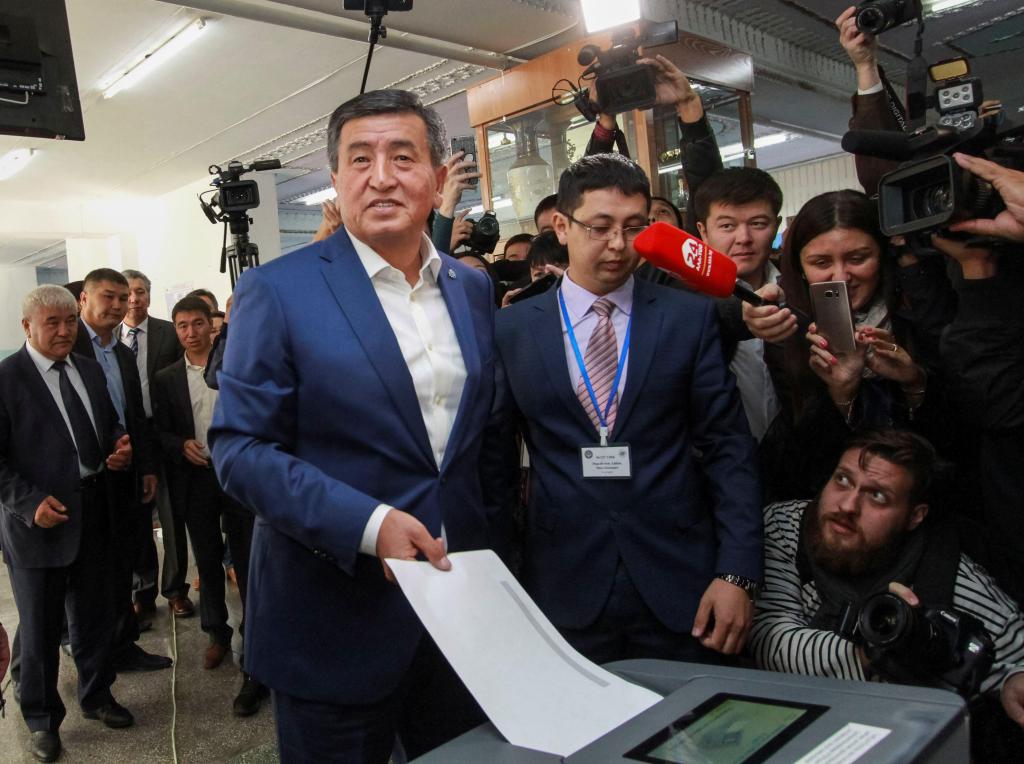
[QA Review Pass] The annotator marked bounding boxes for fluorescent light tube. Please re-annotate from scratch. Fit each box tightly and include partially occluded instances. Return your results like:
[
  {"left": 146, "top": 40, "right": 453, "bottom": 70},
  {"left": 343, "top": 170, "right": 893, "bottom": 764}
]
[
  {"left": 297, "top": 187, "right": 338, "bottom": 206},
  {"left": 103, "top": 19, "right": 208, "bottom": 99}
]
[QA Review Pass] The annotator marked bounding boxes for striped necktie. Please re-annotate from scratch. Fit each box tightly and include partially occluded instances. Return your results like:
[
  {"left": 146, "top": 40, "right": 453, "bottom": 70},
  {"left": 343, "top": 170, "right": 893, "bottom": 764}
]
[
  {"left": 126, "top": 326, "right": 139, "bottom": 356},
  {"left": 576, "top": 297, "right": 619, "bottom": 434}
]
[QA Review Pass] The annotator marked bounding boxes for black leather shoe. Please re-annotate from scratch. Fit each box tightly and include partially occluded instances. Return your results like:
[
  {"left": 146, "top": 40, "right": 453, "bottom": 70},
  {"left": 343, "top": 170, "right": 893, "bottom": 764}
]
[
  {"left": 113, "top": 643, "right": 172, "bottom": 672},
  {"left": 30, "top": 730, "right": 61, "bottom": 762},
  {"left": 82, "top": 699, "right": 134, "bottom": 729},
  {"left": 232, "top": 673, "right": 269, "bottom": 717}
]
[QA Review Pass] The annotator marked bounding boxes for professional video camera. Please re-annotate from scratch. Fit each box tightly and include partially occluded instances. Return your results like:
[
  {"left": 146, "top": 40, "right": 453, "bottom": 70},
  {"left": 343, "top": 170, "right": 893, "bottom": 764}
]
[
  {"left": 199, "top": 159, "right": 281, "bottom": 288},
  {"left": 842, "top": 58, "right": 1024, "bottom": 239},
  {"left": 855, "top": 591, "right": 994, "bottom": 697},
  {"left": 576, "top": 20, "right": 678, "bottom": 115},
  {"left": 463, "top": 210, "right": 501, "bottom": 255},
  {"left": 855, "top": 0, "right": 920, "bottom": 36}
]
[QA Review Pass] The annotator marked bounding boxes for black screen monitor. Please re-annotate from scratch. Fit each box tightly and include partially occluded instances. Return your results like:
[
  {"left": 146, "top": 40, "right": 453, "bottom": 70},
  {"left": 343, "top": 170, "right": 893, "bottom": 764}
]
[
  {"left": 0, "top": 0, "right": 84, "bottom": 140},
  {"left": 625, "top": 693, "right": 828, "bottom": 764}
]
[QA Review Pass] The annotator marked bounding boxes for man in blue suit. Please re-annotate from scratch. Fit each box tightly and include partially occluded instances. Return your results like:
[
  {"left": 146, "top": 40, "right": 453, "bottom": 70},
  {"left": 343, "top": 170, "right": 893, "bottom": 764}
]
[
  {"left": 484, "top": 154, "right": 763, "bottom": 665},
  {"left": 209, "top": 89, "right": 494, "bottom": 763}
]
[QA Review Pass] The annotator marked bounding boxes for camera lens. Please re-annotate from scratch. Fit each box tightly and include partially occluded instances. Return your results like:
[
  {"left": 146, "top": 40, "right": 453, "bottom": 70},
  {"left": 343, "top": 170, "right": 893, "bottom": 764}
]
[
  {"left": 911, "top": 182, "right": 953, "bottom": 219},
  {"left": 856, "top": 6, "right": 887, "bottom": 35},
  {"left": 477, "top": 215, "right": 500, "bottom": 237}
]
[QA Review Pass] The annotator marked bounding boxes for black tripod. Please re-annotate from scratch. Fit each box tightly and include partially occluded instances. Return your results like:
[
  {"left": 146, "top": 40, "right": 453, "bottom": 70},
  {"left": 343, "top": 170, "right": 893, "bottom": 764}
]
[{"left": 221, "top": 213, "right": 260, "bottom": 289}]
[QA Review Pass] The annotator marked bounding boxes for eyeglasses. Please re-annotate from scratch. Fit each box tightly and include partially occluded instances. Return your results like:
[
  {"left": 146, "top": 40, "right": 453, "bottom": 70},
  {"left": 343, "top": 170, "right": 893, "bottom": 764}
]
[{"left": 565, "top": 214, "right": 647, "bottom": 242}]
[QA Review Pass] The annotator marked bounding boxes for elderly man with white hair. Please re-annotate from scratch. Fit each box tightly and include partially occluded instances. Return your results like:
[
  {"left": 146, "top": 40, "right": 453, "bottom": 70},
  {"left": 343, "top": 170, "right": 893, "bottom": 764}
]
[{"left": 0, "top": 284, "right": 136, "bottom": 762}]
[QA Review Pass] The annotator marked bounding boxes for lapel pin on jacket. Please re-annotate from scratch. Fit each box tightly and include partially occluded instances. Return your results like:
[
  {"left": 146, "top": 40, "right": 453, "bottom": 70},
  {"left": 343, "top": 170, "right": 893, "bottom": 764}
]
[{"left": 448, "top": 268, "right": 457, "bottom": 279}]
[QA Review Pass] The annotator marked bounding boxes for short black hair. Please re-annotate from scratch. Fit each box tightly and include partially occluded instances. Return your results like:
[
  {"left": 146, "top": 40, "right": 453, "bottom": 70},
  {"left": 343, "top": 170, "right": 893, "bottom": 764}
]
[
  {"left": 326, "top": 89, "right": 447, "bottom": 173},
  {"left": 63, "top": 280, "right": 84, "bottom": 301},
  {"left": 83, "top": 268, "right": 129, "bottom": 289},
  {"left": 693, "top": 167, "right": 783, "bottom": 224},
  {"left": 527, "top": 231, "right": 569, "bottom": 269},
  {"left": 845, "top": 429, "right": 939, "bottom": 508},
  {"left": 556, "top": 153, "right": 650, "bottom": 218},
  {"left": 172, "top": 296, "right": 212, "bottom": 323},
  {"left": 211, "top": 310, "right": 226, "bottom": 319},
  {"left": 186, "top": 288, "right": 218, "bottom": 310},
  {"left": 503, "top": 233, "right": 534, "bottom": 255},
  {"left": 533, "top": 194, "right": 559, "bottom": 228}
]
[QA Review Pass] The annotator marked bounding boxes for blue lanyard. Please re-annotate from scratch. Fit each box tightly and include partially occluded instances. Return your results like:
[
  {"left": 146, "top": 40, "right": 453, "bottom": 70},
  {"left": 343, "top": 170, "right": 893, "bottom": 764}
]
[{"left": 559, "top": 288, "right": 631, "bottom": 445}]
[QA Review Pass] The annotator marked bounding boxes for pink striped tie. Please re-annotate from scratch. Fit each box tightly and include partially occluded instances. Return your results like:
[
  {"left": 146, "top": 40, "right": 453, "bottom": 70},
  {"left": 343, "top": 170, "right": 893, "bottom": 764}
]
[{"left": 577, "top": 298, "right": 619, "bottom": 434}]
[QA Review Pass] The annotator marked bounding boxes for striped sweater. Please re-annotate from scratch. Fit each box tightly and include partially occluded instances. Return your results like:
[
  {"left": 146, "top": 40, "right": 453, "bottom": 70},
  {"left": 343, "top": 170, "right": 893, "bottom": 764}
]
[{"left": 750, "top": 500, "right": 1024, "bottom": 695}]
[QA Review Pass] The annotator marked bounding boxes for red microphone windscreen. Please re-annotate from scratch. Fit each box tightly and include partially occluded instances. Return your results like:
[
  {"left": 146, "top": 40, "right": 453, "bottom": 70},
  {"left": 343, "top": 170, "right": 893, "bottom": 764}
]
[{"left": 634, "top": 222, "right": 738, "bottom": 299}]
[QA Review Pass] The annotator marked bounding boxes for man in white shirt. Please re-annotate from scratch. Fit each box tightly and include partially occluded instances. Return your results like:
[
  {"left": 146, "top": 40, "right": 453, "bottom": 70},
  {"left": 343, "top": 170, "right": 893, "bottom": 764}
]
[{"left": 208, "top": 89, "right": 495, "bottom": 762}]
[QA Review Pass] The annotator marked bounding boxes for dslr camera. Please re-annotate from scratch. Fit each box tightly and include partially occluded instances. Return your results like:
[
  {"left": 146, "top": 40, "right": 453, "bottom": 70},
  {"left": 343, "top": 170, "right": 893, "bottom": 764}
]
[
  {"left": 463, "top": 211, "right": 501, "bottom": 255},
  {"left": 576, "top": 20, "right": 678, "bottom": 115},
  {"left": 856, "top": 591, "right": 994, "bottom": 697},
  {"left": 850, "top": 59, "right": 1023, "bottom": 239},
  {"left": 855, "top": 0, "right": 920, "bottom": 36}
]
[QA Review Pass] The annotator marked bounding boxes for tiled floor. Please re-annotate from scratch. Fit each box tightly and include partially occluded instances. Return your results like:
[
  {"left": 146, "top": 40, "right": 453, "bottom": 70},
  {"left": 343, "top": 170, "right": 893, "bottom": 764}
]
[{"left": 0, "top": 542, "right": 278, "bottom": 763}]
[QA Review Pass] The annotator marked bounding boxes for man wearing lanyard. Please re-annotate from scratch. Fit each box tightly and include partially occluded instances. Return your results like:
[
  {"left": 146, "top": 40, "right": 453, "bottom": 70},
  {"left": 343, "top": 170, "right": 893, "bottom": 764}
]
[{"left": 485, "top": 153, "right": 763, "bottom": 664}]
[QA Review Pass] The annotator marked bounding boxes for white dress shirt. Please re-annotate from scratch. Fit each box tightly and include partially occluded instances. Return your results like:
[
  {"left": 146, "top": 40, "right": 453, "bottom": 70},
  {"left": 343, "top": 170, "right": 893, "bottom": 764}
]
[
  {"left": 25, "top": 343, "right": 101, "bottom": 478},
  {"left": 729, "top": 261, "right": 782, "bottom": 442},
  {"left": 559, "top": 271, "right": 634, "bottom": 408},
  {"left": 349, "top": 232, "right": 467, "bottom": 556},
  {"left": 120, "top": 318, "right": 152, "bottom": 417},
  {"left": 185, "top": 353, "right": 218, "bottom": 459}
]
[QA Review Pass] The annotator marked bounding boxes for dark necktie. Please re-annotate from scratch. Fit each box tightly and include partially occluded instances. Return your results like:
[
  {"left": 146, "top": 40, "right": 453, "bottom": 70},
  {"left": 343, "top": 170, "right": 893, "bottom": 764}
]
[
  {"left": 126, "top": 326, "right": 139, "bottom": 356},
  {"left": 52, "top": 360, "right": 103, "bottom": 471},
  {"left": 576, "top": 298, "right": 619, "bottom": 433}
]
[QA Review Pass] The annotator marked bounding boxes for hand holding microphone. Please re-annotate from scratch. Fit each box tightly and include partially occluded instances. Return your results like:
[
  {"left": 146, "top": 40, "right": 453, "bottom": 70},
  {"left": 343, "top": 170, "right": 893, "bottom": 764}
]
[{"left": 633, "top": 222, "right": 810, "bottom": 334}]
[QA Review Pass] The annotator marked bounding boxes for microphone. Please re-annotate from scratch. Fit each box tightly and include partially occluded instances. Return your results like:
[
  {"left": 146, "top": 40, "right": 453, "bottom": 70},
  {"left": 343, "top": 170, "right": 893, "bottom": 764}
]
[{"left": 633, "top": 222, "right": 811, "bottom": 328}]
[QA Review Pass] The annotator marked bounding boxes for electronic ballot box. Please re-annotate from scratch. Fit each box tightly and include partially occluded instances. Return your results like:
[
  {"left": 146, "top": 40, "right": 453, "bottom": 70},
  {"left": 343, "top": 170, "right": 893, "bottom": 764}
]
[{"left": 414, "top": 660, "right": 968, "bottom": 763}]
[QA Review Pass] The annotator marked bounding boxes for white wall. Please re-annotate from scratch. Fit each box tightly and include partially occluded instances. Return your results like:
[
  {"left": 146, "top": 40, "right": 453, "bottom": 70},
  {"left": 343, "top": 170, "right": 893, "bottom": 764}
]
[
  {"left": 0, "top": 266, "right": 42, "bottom": 357},
  {"left": 0, "top": 172, "right": 282, "bottom": 321},
  {"left": 769, "top": 153, "right": 862, "bottom": 220}
]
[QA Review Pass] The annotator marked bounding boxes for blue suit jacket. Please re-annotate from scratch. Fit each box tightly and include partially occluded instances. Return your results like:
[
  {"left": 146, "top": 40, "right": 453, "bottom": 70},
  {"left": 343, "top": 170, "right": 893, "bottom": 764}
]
[
  {"left": 484, "top": 278, "right": 763, "bottom": 632},
  {"left": 0, "top": 348, "right": 124, "bottom": 568},
  {"left": 209, "top": 228, "right": 496, "bottom": 704}
]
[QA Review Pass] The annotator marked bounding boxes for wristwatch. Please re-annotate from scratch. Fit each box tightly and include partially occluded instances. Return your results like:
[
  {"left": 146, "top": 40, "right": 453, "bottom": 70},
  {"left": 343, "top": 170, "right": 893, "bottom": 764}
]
[{"left": 716, "top": 573, "right": 760, "bottom": 600}]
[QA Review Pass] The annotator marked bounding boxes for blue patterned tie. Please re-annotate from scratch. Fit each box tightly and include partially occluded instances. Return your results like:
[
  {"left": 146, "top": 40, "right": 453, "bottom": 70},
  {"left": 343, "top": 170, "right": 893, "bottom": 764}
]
[{"left": 126, "top": 326, "right": 139, "bottom": 356}]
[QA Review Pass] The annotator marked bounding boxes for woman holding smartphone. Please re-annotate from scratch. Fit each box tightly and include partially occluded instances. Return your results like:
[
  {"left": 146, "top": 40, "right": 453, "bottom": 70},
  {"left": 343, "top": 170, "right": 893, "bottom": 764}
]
[{"left": 745, "top": 190, "right": 954, "bottom": 499}]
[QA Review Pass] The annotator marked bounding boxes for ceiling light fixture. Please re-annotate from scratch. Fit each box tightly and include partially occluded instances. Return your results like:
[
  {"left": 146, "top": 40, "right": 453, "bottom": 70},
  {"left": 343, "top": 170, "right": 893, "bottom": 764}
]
[
  {"left": 579, "top": 0, "right": 642, "bottom": 34},
  {"left": 657, "top": 133, "right": 795, "bottom": 174},
  {"left": 296, "top": 187, "right": 338, "bottom": 206},
  {"left": 0, "top": 148, "right": 35, "bottom": 180},
  {"left": 102, "top": 18, "right": 208, "bottom": 99},
  {"left": 925, "top": 0, "right": 977, "bottom": 13}
]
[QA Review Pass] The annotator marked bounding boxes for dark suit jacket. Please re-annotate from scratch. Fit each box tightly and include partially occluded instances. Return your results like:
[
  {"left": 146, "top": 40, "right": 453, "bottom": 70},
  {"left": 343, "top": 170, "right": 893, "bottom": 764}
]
[
  {"left": 0, "top": 348, "right": 124, "bottom": 568},
  {"left": 152, "top": 358, "right": 244, "bottom": 518},
  {"left": 143, "top": 315, "right": 183, "bottom": 384},
  {"left": 208, "top": 227, "right": 496, "bottom": 705},
  {"left": 73, "top": 320, "right": 155, "bottom": 487},
  {"left": 483, "top": 278, "right": 763, "bottom": 633}
]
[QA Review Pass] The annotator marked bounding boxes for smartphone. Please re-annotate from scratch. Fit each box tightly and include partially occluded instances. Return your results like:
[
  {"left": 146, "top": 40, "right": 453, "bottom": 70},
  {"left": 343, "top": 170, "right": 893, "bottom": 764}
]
[
  {"left": 809, "top": 281, "right": 856, "bottom": 353},
  {"left": 450, "top": 136, "right": 478, "bottom": 186},
  {"left": 509, "top": 273, "right": 557, "bottom": 304}
]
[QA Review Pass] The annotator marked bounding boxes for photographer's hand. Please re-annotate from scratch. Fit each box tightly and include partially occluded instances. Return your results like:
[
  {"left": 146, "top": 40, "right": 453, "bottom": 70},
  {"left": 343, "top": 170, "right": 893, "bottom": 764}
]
[
  {"left": 806, "top": 323, "right": 866, "bottom": 409},
  {"left": 931, "top": 234, "right": 995, "bottom": 279},
  {"left": 312, "top": 198, "right": 342, "bottom": 243},
  {"left": 1001, "top": 672, "right": 1024, "bottom": 726},
  {"left": 836, "top": 6, "right": 881, "bottom": 91},
  {"left": 450, "top": 208, "right": 473, "bottom": 253},
  {"left": 637, "top": 54, "right": 703, "bottom": 123},
  {"left": 947, "top": 153, "right": 1024, "bottom": 243},
  {"left": 440, "top": 152, "right": 480, "bottom": 218},
  {"left": 742, "top": 283, "right": 799, "bottom": 344}
]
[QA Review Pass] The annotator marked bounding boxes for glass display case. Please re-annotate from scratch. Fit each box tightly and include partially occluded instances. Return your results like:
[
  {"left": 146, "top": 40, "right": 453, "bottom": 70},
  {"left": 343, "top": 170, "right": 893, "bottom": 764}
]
[{"left": 467, "top": 28, "right": 755, "bottom": 239}]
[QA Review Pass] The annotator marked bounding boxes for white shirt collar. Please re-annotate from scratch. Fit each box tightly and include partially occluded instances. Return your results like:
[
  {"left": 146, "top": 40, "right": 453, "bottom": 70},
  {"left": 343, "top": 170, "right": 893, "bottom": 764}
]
[
  {"left": 25, "top": 342, "right": 74, "bottom": 374},
  {"left": 349, "top": 230, "right": 442, "bottom": 285},
  {"left": 184, "top": 352, "right": 206, "bottom": 372},
  {"left": 123, "top": 317, "right": 149, "bottom": 336}
]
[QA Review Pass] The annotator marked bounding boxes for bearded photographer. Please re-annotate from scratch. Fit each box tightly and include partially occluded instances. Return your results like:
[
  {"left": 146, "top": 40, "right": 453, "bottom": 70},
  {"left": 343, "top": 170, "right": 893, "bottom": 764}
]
[{"left": 749, "top": 429, "right": 1024, "bottom": 757}]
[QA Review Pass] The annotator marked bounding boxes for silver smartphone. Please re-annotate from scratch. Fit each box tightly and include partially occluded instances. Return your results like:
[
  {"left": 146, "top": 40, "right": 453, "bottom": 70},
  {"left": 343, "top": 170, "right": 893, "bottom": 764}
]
[{"left": 809, "top": 281, "right": 856, "bottom": 353}]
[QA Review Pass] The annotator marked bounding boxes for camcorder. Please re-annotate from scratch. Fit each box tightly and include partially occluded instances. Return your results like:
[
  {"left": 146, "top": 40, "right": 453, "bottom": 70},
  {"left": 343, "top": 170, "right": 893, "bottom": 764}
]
[
  {"left": 843, "top": 58, "right": 1023, "bottom": 241},
  {"left": 855, "top": 0, "right": 920, "bottom": 36},
  {"left": 199, "top": 158, "right": 281, "bottom": 287},
  {"left": 855, "top": 591, "right": 994, "bottom": 698},
  {"left": 463, "top": 210, "right": 501, "bottom": 255},
  {"left": 576, "top": 20, "right": 678, "bottom": 114}
]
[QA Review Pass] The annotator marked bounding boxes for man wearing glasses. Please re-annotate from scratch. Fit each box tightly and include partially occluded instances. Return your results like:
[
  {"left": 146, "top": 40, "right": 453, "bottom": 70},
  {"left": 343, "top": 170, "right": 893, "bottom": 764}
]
[{"left": 483, "top": 153, "right": 762, "bottom": 665}]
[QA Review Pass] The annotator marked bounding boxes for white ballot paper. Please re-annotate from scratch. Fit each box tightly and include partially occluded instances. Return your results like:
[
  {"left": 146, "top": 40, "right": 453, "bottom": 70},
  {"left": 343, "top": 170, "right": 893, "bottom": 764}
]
[{"left": 388, "top": 549, "right": 662, "bottom": 757}]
